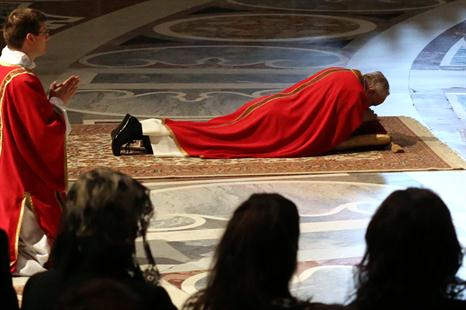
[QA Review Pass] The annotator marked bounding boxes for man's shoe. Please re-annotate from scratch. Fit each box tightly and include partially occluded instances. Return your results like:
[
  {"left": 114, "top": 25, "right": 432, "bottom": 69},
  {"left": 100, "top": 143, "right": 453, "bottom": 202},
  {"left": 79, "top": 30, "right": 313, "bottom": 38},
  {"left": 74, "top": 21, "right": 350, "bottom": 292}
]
[
  {"left": 111, "top": 114, "right": 130, "bottom": 139},
  {"left": 142, "top": 136, "right": 154, "bottom": 154},
  {"left": 111, "top": 114, "right": 143, "bottom": 156}
]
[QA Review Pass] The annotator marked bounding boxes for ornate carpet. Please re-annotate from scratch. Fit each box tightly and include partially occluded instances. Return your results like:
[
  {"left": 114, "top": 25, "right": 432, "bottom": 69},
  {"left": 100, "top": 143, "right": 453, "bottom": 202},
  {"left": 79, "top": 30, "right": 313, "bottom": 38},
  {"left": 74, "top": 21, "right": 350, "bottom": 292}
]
[{"left": 67, "top": 117, "right": 466, "bottom": 180}]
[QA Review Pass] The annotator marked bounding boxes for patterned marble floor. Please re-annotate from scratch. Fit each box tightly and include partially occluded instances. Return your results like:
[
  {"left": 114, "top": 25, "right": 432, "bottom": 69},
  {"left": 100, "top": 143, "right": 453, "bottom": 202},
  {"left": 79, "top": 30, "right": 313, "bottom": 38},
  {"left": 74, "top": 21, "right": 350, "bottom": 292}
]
[
  {"left": 5, "top": 0, "right": 466, "bottom": 308},
  {"left": 139, "top": 171, "right": 466, "bottom": 306}
]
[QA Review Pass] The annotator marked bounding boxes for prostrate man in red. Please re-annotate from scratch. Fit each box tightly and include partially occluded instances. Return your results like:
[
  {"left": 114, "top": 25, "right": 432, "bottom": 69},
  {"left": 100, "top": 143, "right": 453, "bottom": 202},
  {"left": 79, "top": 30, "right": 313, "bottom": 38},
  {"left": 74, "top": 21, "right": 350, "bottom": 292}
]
[
  {"left": 111, "top": 67, "right": 388, "bottom": 158},
  {"left": 0, "top": 8, "right": 79, "bottom": 275}
]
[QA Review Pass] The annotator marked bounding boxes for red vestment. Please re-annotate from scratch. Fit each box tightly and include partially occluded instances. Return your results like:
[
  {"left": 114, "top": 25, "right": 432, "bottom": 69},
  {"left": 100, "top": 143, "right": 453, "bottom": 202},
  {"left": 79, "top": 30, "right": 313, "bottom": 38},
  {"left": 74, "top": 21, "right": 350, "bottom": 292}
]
[
  {"left": 164, "top": 67, "right": 370, "bottom": 158},
  {"left": 0, "top": 65, "right": 66, "bottom": 272}
]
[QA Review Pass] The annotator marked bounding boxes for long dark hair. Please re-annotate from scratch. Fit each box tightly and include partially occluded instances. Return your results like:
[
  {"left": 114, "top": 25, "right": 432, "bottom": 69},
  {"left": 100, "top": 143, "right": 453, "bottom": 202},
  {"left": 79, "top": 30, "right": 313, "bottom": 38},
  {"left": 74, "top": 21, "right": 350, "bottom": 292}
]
[
  {"left": 183, "top": 193, "right": 301, "bottom": 310},
  {"left": 49, "top": 168, "right": 153, "bottom": 280},
  {"left": 354, "top": 188, "right": 465, "bottom": 309}
]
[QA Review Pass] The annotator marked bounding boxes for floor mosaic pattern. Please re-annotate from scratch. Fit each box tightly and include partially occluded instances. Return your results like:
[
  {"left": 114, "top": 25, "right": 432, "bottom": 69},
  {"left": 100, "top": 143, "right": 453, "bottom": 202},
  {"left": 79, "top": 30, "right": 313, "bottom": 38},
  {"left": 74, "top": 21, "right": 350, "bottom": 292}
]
[
  {"left": 227, "top": 0, "right": 446, "bottom": 12},
  {"left": 139, "top": 173, "right": 466, "bottom": 306}
]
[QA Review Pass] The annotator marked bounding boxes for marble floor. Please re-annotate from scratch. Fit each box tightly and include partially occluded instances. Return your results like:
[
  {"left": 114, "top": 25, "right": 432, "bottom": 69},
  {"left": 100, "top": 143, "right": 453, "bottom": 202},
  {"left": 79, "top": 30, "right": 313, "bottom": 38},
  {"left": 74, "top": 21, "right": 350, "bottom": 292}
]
[{"left": 5, "top": 0, "right": 466, "bottom": 308}]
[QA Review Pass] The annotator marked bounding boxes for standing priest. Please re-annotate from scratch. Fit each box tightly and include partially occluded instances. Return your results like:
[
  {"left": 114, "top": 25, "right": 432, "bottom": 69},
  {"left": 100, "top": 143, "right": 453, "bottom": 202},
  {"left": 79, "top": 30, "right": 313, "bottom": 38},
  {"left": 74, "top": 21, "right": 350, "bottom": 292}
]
[{"left": 0, "top": 8, "right": 79, "bottom": 275}]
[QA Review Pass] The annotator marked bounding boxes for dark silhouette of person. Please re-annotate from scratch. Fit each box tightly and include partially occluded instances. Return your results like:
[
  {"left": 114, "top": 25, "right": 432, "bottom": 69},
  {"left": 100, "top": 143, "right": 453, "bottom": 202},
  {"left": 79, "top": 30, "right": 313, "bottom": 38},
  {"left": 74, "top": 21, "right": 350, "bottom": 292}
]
[
  {"left": 21, "top": 168, "right": 175, "bottom": 310},
  {"left": 348, "top": 188, "right": 466, "bottom": 310},
  {"left": 183, "top": 193, "right": 344, "bottom": 310}
]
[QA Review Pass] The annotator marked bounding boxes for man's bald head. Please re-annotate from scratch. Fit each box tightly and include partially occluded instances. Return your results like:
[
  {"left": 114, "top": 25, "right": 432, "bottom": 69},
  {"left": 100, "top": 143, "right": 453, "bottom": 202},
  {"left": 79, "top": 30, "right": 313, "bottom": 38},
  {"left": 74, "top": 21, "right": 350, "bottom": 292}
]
[{"left": 363, "top": 71, "right": 389, "bottom": 106}]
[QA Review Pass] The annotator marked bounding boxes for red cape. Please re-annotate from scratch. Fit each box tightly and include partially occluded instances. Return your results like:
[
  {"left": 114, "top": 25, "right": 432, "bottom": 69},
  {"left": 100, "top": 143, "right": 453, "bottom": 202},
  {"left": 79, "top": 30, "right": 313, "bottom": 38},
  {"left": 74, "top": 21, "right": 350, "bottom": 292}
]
[
  {"left": 164, "top": 67, "right": 370, "bottom": 158},
  {"left": 0, "top": 65, "right": 66, "bottom": 272}
]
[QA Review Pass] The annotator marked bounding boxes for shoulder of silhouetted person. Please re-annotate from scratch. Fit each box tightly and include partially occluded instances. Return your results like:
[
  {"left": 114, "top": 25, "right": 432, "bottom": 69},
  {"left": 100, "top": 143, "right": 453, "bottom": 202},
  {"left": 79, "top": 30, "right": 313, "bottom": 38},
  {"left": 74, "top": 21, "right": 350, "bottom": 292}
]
[
  {"left": 269, "top": 300, "right": 345, "bottom": 310},
  {"left": 307, "top": 302, "right": 345, "bottom": 310},
  {"left": 0, "top": 228, "right": 19, "bottom": 310},
  {"left": 344, "top": 299, "right": 466, "bottom": 310},
  {"left": 56, "top": 277, "right": 176, "bottom": 310}
]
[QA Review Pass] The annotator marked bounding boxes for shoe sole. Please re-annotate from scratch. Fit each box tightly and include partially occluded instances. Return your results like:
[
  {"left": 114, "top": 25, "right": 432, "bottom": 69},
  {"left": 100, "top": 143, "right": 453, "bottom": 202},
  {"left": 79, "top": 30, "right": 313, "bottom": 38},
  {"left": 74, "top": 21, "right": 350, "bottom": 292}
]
[{"left": 111, "top": 114, "right": 131, "bottom": 139}]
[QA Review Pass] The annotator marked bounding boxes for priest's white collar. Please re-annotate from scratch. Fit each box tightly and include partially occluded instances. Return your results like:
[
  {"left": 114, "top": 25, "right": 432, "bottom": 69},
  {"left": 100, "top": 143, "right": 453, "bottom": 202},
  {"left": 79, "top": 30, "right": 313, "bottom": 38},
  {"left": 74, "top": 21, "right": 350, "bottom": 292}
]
[{"left": 0, "top": 46, "right": 36, "bottom": 69}]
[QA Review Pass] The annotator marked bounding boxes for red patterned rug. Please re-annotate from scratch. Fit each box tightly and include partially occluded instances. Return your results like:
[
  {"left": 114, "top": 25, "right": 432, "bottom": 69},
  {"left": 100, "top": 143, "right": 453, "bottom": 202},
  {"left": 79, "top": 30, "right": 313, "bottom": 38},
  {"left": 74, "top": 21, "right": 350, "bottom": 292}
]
[{"left": 67, "top": 117, "right": 466, "bottom": 180}]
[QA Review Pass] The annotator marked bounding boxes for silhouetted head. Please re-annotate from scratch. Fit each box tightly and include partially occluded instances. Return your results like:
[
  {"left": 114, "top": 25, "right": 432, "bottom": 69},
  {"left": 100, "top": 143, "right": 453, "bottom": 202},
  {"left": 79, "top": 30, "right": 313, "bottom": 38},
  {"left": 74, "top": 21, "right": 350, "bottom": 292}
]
[
  {"left": 214, "top": 193, "right": 300, "bottom": 290},
  {"left": 363, "top": 71, "right": 389, "bottom": 106},
  {"left": 355, "top": 188, "right": 464, "bottom": 309},
  {"left": 51, "top": 168, "right": 153, "bottom": 277},
  {"left": 184, "top": 193, "right": 301, "bottom": 310}
]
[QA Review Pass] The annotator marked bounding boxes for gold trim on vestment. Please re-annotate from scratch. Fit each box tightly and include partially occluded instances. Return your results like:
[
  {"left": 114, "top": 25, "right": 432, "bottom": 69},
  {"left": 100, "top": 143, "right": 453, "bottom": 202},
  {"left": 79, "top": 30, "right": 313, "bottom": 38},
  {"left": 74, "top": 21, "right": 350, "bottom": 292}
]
[
  {"left": 0, "top": 67, "right": 29, "bottom": 155},
  {"left": 64, "top": 136, "right": 68, "bottom": 191},
  {"left": 350, "top": 69, "right": 363, "bottom": 85},
  {"left": 161, "top": 119, "right": 188, "bottom": 156},
  {"left": 213, "top": 67, "right": 346, "bottom": 128},
  {"left": 10, "top": 192, "right": 30, "bottom": 267}
]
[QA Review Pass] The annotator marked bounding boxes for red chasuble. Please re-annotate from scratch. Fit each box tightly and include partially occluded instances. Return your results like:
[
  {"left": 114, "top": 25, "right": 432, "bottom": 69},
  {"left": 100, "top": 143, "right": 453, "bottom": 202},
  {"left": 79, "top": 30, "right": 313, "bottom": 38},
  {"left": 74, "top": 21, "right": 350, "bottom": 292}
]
[
  {"left": 164, "top": 67, "right": 370, "bottom": 158},
  {"left": 0, "top": 65, "right": 66, "bottom": 272}
]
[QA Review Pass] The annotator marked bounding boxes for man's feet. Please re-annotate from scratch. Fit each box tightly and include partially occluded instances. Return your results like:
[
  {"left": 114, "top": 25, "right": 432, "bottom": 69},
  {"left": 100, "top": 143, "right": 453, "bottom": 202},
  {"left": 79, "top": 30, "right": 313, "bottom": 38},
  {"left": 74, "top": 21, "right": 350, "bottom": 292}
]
[{"left": 111, "top": 114, "right": 143, "bottom": 156}]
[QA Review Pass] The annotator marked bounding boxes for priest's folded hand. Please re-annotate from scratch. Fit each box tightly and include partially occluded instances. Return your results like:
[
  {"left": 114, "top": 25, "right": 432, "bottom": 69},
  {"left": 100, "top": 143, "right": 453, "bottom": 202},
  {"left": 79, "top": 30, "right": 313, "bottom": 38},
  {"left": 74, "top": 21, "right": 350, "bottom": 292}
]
[{"left": 49, "top": 75, "right": 80, "bottom": 104}]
